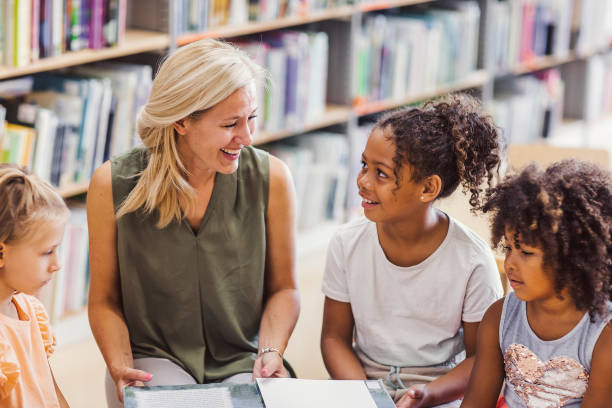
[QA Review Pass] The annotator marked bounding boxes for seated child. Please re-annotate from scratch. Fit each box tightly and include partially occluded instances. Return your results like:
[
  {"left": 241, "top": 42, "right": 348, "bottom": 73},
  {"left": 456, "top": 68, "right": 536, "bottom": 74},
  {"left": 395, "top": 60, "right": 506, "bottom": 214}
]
[
  {"left": 321, "top": 95, "right": 505, "bottom": 407},
  {"left": 462, "top": 160, "right": 612, "bottom": 407},
  {"left": 0, "top": 164, "right": 71, "bottom": 407}
]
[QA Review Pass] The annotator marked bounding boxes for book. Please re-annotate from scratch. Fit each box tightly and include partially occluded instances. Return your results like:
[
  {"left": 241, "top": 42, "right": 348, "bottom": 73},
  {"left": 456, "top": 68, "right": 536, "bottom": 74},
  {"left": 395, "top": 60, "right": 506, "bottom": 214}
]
[{"left": 124, "top": 379, "right": 395, "bottom": 408}]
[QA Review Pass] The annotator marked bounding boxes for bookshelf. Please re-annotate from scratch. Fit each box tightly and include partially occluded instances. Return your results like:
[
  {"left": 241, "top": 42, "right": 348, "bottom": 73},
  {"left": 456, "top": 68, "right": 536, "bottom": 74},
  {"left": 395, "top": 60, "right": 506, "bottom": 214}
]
[
  {"left": 354, "top": 70, "right": 490, "bottom": 116},
  {"left": 2, "top": 0, "right": 612, "bottom": 349},
  {"left": 0, "top": 30, "right": 170, "bottom": 80}
]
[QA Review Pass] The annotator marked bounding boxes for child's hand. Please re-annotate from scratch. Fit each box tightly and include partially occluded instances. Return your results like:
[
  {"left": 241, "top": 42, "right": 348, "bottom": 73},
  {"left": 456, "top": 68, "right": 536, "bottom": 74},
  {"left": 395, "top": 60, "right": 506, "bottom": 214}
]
[
  {"left": 112, "top": 367, "right": 153, "bottom": 402},
  {"left": 396, "top": 384, "right": 429, "bottom": 408},
  {"left": 252, "top": 352, "right": 288, "bottom": 380}
]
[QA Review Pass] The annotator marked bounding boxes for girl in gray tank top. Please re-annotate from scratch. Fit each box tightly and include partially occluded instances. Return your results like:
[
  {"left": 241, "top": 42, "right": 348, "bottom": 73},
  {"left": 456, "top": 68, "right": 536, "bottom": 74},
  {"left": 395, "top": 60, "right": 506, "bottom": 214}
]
[{"left": 461, "top": 160, "right": 612, "bottom": 408}]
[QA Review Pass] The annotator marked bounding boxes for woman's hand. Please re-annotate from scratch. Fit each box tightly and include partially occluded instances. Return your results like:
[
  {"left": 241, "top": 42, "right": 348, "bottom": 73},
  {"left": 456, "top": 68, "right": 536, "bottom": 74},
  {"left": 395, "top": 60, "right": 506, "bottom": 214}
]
[
  {"left": 396, "top": 384, "right": 431, "bottom": 408},
  {"left": 252, "top": 352, "right": 288, "bottom": 380},
  {"left": 111, "top": 367, "right": 153, "bottom": 402}
]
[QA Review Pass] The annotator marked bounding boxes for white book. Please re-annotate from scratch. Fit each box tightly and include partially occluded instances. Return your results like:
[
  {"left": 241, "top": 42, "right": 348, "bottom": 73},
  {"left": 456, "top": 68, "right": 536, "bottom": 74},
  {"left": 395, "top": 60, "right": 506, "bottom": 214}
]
[
  {"left": 306, "top": 32, "right": 328, "bottom": 123},
  {"left": 3, "top": 0, "right": 15, "bottom": 67},
  {"left": 264, "top": 47, "right": 287, "bottom": 133},
  {"left": 256, "top": 378, "right": 378, "bottom": 408},
  {"left": 15, "top": 0, "right": 31, "bottom": 67},
  {"left": 31, "top": 108, "right": 59, "bottom": 183}
]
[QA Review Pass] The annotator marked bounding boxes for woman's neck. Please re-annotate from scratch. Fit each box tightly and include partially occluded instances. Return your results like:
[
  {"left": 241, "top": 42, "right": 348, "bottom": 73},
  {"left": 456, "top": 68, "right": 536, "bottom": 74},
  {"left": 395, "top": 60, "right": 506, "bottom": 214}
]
[{"left": 176, "top": 141, "right": 216, "bottom": 189}]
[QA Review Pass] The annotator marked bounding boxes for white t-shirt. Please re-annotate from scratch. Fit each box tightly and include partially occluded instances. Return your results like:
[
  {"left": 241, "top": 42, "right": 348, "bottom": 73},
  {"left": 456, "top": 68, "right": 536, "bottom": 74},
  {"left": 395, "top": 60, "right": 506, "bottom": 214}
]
[{"left": 322, "top": 216, "right": 503, "bottom": 367}]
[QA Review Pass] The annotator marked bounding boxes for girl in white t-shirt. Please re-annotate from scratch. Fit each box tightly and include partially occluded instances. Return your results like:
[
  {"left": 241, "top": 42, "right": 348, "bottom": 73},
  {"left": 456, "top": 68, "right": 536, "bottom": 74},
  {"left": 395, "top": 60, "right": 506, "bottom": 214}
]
[{"left": 321, "top": 95, "right": 504, "bottom": 408}]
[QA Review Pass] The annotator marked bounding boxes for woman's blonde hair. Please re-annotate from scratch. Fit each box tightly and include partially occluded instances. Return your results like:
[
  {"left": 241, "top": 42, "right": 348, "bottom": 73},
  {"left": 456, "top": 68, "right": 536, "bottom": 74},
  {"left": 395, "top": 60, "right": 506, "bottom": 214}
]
[
  {"left": 117, "top": 38, "right": 264, "bottom": 228},
  {"left": 0, "top": 164, "right": 70, "bottom": 245}
]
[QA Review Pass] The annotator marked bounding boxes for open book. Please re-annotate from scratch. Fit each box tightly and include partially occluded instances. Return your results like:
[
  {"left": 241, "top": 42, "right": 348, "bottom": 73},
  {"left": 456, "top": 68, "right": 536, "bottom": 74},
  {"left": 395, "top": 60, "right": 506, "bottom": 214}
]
[{"left": 123, "top": 378, "right": 396, "bottom": 408}]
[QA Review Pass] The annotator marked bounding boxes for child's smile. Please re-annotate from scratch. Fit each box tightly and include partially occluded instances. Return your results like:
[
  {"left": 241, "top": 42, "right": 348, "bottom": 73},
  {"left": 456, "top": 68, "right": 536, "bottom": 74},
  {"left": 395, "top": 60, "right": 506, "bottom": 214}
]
[{"left": 357, "top": 128, "right": 424, "bottom": 224}]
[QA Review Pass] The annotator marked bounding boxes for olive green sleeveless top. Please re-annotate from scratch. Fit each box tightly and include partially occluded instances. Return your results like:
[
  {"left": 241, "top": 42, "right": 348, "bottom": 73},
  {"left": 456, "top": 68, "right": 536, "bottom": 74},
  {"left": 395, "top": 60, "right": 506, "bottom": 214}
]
[{"left": 111, "top": 146, "right": 269, "bottom": 383}]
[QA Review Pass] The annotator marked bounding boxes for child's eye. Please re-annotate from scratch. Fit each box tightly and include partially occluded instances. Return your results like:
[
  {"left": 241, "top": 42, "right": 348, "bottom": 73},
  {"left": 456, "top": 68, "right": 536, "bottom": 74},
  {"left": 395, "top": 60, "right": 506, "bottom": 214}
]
[
  {"left": 361, "top": 161, "right": 367, "bottom": 169},
  {"left": 377, "top": 169, "right": 387, "bottom": 178},
  {"left": 521, "top": 250, "right": 534, "bottom": 256},
  {"left": 222, "top": 123, "right": 237, "bottom": 128},
  {"left": 502, "top": 245, "right": 512, "bottom": 253}
]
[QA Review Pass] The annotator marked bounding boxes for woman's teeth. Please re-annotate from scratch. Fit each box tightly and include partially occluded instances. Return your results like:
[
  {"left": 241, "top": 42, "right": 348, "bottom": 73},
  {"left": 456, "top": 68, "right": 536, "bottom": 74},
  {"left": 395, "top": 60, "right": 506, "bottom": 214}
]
[
  {"left": 363, "top": 198, "right": 378, "bottom": 204},
  {"left": 221, "top": 148, "right": 240, "bottom": 155}
]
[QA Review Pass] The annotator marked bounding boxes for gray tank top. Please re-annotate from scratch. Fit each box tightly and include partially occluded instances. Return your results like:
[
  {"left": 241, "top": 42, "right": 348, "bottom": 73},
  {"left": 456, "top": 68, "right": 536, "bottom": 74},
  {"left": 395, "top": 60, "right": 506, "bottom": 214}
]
[
  {"left": 500, "top": 292, "right": 612, "bottom": 407},
  {"left": 111, "top": 145, "right": 270, "bottom": 383}
]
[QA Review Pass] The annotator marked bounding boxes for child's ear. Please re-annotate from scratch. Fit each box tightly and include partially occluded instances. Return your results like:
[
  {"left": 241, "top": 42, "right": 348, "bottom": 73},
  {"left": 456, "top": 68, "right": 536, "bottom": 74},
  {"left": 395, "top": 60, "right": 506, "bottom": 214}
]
[
  {"left": 420, "top": 175, "right": 442, "bottom": 203},
  {"left": 173, "top": 118, "right": 188, "bottom": 136}
]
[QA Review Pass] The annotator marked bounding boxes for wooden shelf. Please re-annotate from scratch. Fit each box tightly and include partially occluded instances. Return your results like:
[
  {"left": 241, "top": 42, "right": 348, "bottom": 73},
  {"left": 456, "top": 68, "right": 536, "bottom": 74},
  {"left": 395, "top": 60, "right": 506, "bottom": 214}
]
[
  {"left": 359, "top": 0, "right": 435, "bottom": 12},
  {"left": 176, "top": 0, "right": 438, "bottom": 45},
  {"left": 496, "top": 46, "right": 612, "bottom": 78},
  {"left": 58, "top": 182, "right": 90, "bottom": 198},
  {"left": 354, "top": 70, "right": 490, "bottom": 116},
  {"left": 177, "top": 6, "right": 355, "bottom": 45},
  {"left": 253, "top": 104, "right": 351, "bottom": 145},
  {"left": 509, "top": 54, "right": 576, "bottom": 76},
  {"left": 0, "top": 30, "right": 170, "bottom": 80}
]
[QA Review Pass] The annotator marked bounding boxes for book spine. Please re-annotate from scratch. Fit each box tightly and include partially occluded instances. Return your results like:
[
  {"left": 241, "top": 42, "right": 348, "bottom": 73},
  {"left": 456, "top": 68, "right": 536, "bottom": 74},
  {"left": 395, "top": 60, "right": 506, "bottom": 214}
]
[
  {"left": 89, "top": 0, "right": 104, "bottom": 48},
  {"left": 31, "top": 0, "right": 40, "bottom": 60}
]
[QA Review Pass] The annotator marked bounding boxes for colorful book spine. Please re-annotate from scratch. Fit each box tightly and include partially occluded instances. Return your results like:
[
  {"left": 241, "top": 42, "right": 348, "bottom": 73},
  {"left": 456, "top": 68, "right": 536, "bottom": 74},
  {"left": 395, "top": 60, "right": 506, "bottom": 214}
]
[{"left": 89, "top": 0, "right": 105, "bottom": 49}]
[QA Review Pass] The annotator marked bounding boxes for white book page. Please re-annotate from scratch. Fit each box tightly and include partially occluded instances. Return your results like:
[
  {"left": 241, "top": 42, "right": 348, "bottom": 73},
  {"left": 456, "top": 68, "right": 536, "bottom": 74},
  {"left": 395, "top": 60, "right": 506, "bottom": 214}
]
[
  {"left": 256, "top": 378, "right": 378, "bottom": 408},
  {"left": 129, "top": 387, "right": 233, "bottom": 408}
]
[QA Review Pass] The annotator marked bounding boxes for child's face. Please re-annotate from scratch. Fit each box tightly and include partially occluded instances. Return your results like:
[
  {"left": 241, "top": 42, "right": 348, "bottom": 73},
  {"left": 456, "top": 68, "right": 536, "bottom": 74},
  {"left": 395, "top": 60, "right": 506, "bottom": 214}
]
[
  {"left": 0, "top": 222, "right": 66, "bottom": 296},
  {"left": 357, "top": 127, "right": 424, "bottom": 224},
  {"left": 503, "top": 230, "right": 556, "bottom": 302}
]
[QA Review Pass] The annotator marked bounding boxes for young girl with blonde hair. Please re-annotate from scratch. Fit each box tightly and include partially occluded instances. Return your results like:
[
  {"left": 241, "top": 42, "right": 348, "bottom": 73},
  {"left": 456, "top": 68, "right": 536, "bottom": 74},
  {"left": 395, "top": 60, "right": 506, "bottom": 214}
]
[{"left": 0, "top": 164, "right": 70, "bottom": 407}]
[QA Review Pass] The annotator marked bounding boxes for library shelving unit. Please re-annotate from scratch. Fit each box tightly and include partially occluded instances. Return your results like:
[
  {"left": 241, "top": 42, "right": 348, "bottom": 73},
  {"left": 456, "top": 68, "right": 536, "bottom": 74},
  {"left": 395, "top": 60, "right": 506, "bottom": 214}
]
[
  {"left": 2, "top": 0, "right": 611, "bottom": 346},
  {"left": 0, "top": 30, "right": 171, "bottom": 80}
]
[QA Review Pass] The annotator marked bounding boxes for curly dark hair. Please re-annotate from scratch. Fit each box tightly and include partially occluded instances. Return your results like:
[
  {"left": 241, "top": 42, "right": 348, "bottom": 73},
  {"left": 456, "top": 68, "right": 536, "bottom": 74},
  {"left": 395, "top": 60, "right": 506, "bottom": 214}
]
[
  {"left": 482, "top": 160, "right": 612, "bottom": 318},
  {"left": 375, "top": 94, "right": 502, "bottom": 208}
]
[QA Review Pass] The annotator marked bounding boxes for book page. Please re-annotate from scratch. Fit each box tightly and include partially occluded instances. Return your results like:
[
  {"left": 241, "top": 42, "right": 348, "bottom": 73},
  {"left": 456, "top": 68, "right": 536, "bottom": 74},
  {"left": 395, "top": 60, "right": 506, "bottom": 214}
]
[
  {"left": 256, "top": 378, "right": 378, "bottom": 408},
  {"left": 127, "top": 387, "right": 233, "bottom": 408}
]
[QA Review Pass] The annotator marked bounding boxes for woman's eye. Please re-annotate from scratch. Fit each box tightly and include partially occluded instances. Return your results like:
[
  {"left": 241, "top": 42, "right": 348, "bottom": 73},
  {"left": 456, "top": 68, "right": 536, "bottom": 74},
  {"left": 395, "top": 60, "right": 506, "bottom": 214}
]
[
  {"left": 361, "top": 161, "right": 367, "bottom": 169},
  {"left": 377, "top": 169, "right": 387, "bottom": 178},
  {"left": 521, "top": 250, "right": 534, "bottom": 256},
  {"left": 222, "top": 123, "right": 237, "bottom": 128},
  {"left": 248, "top": 115, "right": 257, "bottom": 120},
  {"left": 502, "top": 245, "right": 512, "bottom": 253}
]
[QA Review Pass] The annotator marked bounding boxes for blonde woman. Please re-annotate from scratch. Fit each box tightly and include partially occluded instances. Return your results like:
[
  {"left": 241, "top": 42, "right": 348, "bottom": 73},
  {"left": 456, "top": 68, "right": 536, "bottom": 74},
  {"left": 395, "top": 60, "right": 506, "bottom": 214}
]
[{"left": 87, "top": 39, "right": 300, "bottom": 407}]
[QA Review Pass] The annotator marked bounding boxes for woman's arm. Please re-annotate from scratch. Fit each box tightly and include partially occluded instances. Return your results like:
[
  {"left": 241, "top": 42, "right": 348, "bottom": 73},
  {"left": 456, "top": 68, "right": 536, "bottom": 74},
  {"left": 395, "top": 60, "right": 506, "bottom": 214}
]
[
  {"left": 253, "top": 156, "right": 300, "bottom": 379},
  {"left": 581, "top": 322, "right": 612, "bottom": 407},
  {"left": 396, "top": 322, "right": 479, "bottom": 407},
  {"left": 460, "top": 298, "right": 505, "bottom": 408},
  {"left": 87, "top": 162, "right": 152, "bottom": 402},
  {"left": 320, "top": 296, "right": 367, "bottom": 379}
]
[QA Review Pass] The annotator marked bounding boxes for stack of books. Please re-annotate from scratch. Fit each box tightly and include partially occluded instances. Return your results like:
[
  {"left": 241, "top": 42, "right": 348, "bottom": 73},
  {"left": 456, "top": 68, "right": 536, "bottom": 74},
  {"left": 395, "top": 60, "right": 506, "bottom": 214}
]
[
  {"left": 0, "top": 62, "right": 152, "bottom": 188},
  {"left": 353, "top": 1, "right": 480, "bottom": 105},
  {"left": 490, "top": 68, "right": 564, "bottom": 144},
  {"left": 0, "top": 0, "right": 127, "bottom": 67},
  {"left": 263, "top": 131, "right": 349, "bottom": 230},
  {"left": 239, "top": 31, "right": 329, "bottom": 133}
]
